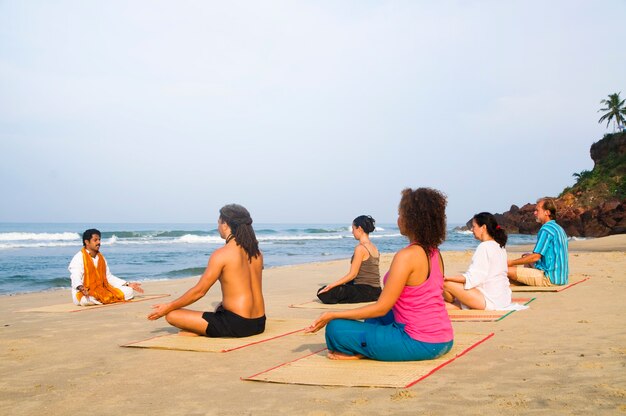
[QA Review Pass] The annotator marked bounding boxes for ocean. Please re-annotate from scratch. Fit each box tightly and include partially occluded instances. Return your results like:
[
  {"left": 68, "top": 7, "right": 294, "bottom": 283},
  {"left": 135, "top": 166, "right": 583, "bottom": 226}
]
[{"left": 0, "top": 222, "right": 539, "bottom": 295}]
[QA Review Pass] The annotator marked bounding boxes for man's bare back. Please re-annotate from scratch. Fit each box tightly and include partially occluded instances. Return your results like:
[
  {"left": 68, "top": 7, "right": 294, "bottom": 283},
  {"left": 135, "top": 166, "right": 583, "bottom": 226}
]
[
  {"left": 147, "top": 204, "right": 265, "bottom": 338},
  {"left": 214, "top": 242, "right": 264, "bottom": 319}
]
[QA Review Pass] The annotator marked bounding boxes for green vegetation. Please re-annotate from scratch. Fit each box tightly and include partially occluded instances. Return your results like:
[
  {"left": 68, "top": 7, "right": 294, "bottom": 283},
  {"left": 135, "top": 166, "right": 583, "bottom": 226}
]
[
  {"left": 561, "top": 133, "right": 626, "bottom": 202},
  {"left": 559, "top": 94, "right": 626, "bottom": 204},
  {"left": 598, "top": 92, "right": 626, "bottom": 132}
]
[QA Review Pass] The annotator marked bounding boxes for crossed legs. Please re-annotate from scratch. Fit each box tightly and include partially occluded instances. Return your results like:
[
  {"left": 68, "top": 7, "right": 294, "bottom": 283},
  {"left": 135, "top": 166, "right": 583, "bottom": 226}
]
[
  {"left": 165, "top": 309, "right": 208, "bottom": 336},
  {"left": 443, "top": 281, "right": 486, "bottom": 310}
]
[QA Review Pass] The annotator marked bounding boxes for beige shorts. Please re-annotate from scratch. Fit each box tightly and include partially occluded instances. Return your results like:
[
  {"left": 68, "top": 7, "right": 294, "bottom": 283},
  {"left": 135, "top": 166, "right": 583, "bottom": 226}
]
[{"left": 515, "top": 266, "right": 552, "bottom": 287}]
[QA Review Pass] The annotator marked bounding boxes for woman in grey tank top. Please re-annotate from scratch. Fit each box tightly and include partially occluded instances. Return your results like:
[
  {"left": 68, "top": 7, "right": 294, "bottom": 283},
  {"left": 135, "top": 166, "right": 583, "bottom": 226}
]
[{"left": 317, "top": 215, "right": 382, "bottom": 304}]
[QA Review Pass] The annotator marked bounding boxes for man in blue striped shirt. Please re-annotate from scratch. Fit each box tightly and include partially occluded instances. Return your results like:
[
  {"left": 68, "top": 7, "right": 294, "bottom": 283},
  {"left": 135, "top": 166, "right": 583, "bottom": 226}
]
[{"left": 507, "top": 198, "right": 569, "bottom": 286}]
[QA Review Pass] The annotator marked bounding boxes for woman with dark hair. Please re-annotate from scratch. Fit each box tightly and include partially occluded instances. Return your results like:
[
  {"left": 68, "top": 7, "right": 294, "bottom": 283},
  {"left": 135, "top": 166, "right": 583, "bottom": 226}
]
[
  {"left": 443, "top": 212, "right": 511, "bottom": 310},
  {"left": 317, "top": 215, "right": 381, "bottom": 304},
  {"left": 306, "top": 188, "right": 454, "bottom": 361},
  {"left": 148, "top": 204, "right": 265, "bottom": 337}
]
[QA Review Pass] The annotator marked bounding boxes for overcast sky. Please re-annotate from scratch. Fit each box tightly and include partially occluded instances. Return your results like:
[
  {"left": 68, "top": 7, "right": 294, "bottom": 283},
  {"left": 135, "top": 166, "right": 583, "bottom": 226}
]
[{"left": 1, "top": 1, "right": 624, "bottom": 224}]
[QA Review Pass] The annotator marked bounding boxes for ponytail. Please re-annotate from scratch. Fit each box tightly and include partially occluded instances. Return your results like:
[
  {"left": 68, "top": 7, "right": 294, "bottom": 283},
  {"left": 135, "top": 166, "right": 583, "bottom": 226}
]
[{"left": 473, "top": 212, "right": 507, "bottom": 248}]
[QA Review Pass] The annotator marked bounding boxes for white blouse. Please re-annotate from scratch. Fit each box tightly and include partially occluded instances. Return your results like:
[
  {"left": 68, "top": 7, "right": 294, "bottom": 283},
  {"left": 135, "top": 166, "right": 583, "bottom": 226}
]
[{"left": 463, "top": 240, "right": 512, "bottom": 310}]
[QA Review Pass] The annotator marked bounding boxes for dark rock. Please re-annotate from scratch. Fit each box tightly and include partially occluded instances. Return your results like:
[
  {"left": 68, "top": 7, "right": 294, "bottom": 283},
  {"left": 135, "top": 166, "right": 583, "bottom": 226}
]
[
  {"left": 590, "top": 133, "right": 626, "bottom": 167},
  {"left": 472, "top": 133, "right": 626, "bottom": 237}
]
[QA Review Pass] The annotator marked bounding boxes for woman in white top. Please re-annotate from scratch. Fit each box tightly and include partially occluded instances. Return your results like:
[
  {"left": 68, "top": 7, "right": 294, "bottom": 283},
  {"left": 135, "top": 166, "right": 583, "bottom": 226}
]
[{"left": 443, "top": 212, "right": 511, "bottom": 310}]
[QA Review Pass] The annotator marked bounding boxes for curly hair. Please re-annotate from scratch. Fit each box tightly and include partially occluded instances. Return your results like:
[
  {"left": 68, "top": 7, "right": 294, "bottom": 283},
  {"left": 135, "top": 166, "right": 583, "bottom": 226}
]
[
  {"left": 399, "top": 188, "right": 447, "bottom": 252},
  {"left": 219, "top": 204, "right": 261, "bottom": 261}
]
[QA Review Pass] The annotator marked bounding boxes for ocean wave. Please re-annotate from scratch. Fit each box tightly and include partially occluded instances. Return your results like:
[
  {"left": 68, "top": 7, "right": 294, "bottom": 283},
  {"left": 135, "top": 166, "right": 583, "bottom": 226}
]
[
  {"left": 165, "top": 267, "right": 206, "bottom": 277},
  {"left": 155, "top": 230, "right": 214, "bottom": 238},
  {"left": 258, "top": 235, "right": 346, "bottom": 241},
  {"left": 0, "top": 274, "right": 68, "bottom": 288},
  {"left": 101, "top": 231, "right": 148, "bottom": 238},
  {"left": 370, "top": 233, "right": 402, "bottom": 239},
  {"left": 103, "top": 234, "right": 223, "bottom": 245},
  {"left": 0, "top": 241, "right": 80, "bottom": 249},
  {"left": 177, "top": 234, "right": 224, "bottom": 244},
  {"left": 285, "top": 227, "right": 348, "bottom": 234},
  {"left": 454, "top": 229, "right": 473, "bottom": 235},
  {"left": 0, "top": 232, "right": 80, "bottom": 242},
  {"left": 304, "top": 228, "right": 339, "bottom": 234},
  {"left": 0, "top": 231, "right": 406, "bottom": 249}
]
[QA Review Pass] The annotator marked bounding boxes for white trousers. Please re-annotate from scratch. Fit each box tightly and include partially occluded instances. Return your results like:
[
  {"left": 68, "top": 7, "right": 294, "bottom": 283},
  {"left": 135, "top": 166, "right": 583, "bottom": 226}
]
[{"left": 73, "top": 285, "right": 134, "bottom": 306}]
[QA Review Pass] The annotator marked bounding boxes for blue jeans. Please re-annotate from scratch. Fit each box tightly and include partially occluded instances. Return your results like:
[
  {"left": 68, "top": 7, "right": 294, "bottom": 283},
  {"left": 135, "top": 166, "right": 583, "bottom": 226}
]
[{"left": 325, "top": 311, "right": 453, "bottom": 361}]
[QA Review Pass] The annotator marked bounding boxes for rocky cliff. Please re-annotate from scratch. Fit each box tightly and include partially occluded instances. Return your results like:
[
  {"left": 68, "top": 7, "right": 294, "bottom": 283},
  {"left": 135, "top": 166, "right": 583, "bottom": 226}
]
[{"left": 466, "top": 132, "right": 625, "bottom": 237}]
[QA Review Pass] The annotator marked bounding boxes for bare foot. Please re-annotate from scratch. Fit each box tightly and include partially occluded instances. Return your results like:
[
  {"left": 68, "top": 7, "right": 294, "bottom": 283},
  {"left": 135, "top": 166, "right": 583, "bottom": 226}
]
[
  {"left": 327, "top": 351, "right": 364, "bottom": 360},
  {"left": 177, "top": 330, "right": 200, "bottom": 337}
]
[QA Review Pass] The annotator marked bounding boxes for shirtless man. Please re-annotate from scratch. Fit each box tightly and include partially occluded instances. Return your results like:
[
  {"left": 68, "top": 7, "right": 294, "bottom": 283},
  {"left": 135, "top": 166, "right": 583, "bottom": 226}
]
[{"left": 147, "top": 204, "right": 265, "bottom": 337}]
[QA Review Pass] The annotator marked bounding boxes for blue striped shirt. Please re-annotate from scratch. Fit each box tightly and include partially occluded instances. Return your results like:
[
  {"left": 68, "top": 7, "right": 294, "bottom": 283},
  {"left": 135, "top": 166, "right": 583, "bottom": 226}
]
[{"left": 533, "top": 220, "right": 569, "bottom": 285}]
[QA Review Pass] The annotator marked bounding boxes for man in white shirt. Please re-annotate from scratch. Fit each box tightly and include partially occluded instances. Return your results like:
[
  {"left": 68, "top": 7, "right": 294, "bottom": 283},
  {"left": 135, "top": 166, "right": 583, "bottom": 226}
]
[{"left": 69, "top": 229, "right": 143, "bottom": 306}]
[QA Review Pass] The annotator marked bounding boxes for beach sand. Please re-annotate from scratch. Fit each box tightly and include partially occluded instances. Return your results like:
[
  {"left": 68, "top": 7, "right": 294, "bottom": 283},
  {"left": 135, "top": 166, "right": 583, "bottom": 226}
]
[{"left": 1, "top": 235, "right": 625, "bottom": 415}]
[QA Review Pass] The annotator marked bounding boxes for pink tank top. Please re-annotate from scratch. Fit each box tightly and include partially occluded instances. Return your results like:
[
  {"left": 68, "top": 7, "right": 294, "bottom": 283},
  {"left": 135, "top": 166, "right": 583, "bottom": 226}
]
[{"left": 383, "top": 246, "right": 453, "bottom": 343}]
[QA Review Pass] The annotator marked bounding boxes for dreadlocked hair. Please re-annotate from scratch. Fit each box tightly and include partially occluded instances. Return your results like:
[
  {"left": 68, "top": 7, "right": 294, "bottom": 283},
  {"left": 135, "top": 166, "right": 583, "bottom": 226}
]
[
  {"left": 219, "top": 204, "right": 260, "bottom": 261},
  {"left": 399, "top": 187, "right": 447, "bottom": 253}
]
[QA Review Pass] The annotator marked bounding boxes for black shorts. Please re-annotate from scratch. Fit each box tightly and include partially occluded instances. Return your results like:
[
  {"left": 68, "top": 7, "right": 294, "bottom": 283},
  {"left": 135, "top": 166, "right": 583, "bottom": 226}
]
[
  {"left": 202, "top": 305, "right": 266, "bottom": 338},
  {"left": 317, "top": 283, "right": 381, "bottom": 304}
]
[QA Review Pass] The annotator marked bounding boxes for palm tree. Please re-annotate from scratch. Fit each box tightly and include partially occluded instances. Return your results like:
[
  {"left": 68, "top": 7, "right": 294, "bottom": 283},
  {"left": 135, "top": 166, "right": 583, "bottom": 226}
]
[{"left": 598, "top": 92, "right": 626, "bottom": 132}]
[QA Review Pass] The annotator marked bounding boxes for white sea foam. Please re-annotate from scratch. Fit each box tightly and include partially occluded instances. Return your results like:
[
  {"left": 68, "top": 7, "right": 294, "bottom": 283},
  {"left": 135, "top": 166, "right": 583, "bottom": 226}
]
[
  {"left": 0, "top": 241, "right": 79, "bottom": 249},
  {"left": 455, "top": 229, "right": 473, "bottom": 235},
  {"left": 102, "top": 234, "right": 223, "bottom": 245},
  {"left": 0, "top": 232, "right": 80, "bottom": 242},
  {"left": 177, "top": 234, "right": 224, "bottom": 244},
  {"left": 0, "top": 230, "right": 404, "bottom": 249},
  {"left": 259, "top": 235, "right": 344, "bottom": 241},
  {"left": 370, "top": 233, "right": 402, "bottom": 239}
]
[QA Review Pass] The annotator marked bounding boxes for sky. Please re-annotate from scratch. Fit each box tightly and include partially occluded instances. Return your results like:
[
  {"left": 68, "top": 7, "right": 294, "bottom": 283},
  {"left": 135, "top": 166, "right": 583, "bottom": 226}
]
[{"left": 1, "top": 1, "right": 624, "bottom": 224}]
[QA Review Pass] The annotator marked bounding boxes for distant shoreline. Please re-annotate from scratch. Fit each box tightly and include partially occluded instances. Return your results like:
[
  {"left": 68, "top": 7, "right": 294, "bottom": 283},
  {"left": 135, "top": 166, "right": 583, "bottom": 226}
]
[
  {"left": 3, "top": 235, "right": 624, "bottom": 299},
  {"left": 508, "top": 233, "right": 626, "bottom": 252}
]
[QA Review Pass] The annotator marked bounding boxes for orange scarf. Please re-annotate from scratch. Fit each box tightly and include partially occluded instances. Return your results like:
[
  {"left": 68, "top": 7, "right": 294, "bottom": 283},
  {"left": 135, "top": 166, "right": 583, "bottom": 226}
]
[{"left": 76, "top": 248, "right": 126, "bottom": 304}]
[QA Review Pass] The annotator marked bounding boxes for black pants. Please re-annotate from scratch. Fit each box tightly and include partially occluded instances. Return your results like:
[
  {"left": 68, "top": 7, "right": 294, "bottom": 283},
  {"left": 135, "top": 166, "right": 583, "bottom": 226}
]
[{"left": 317, "top": 282, "right": 381, "bottom": 304}]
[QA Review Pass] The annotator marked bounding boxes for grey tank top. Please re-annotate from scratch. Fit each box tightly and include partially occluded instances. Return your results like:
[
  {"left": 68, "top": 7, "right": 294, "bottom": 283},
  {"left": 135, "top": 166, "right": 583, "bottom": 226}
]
[{"left": 351, "top": 245, "right": 381, "bottom": 288}]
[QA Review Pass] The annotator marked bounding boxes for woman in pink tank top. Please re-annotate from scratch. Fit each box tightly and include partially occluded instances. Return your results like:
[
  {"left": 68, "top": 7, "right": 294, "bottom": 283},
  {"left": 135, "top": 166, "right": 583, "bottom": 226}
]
[{"left": 306, "top": 188, "right": 454, "bottom": 361}]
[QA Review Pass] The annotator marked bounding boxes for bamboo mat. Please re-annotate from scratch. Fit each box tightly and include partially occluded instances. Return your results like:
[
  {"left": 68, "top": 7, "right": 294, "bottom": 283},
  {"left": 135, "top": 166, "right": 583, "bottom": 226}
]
[
  {"left": 122, "top": 318, "right": 311, "bottom": 353},
  {"left": 290, "top": 297, "right": 534, "bottom": 322},
  {"left": 17, "top": 294, "right": 170, "bottom": 313},
  {"left": 244, "top": 332, "right": 494, "bottom": 388},
  {"left": 448, "top": 297, "right": 534, "bottom": 322},
  {"left": 510, "top": 277, "right": 589, "bottom": 292},
  {"left": 289, "top": 299, "right": 374, "bottom": 309}
]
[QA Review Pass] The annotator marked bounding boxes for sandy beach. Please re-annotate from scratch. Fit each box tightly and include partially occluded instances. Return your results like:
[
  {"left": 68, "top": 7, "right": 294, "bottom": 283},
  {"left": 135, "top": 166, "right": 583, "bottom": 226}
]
[{"left": 1, "top": 235, "right": 625, "bottom": 415}]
